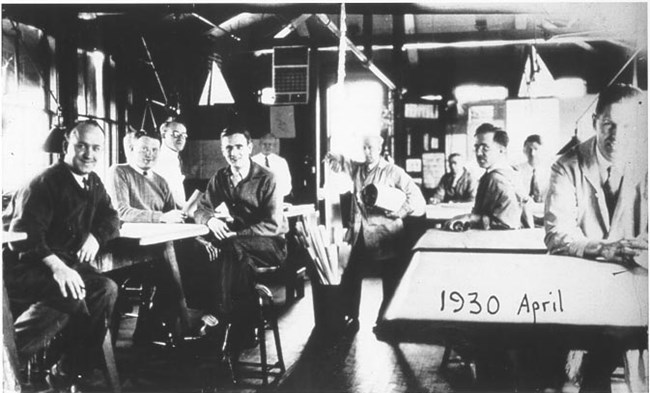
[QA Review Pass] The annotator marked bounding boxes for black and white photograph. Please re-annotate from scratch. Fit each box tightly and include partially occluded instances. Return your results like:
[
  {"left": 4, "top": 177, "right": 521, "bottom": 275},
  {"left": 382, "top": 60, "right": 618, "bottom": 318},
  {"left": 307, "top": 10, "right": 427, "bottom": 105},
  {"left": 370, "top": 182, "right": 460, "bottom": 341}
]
[{"left": 1, "top": 2, "right": 647, "bottom": 393}]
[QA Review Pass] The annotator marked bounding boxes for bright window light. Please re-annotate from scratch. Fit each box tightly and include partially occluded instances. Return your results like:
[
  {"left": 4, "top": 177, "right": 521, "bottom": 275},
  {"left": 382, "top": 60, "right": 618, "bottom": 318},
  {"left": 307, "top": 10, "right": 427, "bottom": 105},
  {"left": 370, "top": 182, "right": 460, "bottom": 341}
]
[
  {"left": 421, "top": 94, "right": 443, "bottom": 101},
  {"left": 327, "top": 80, "right": 384, "bottom": 161},
  {"left": 553, "top": 78, "right": 587, "bottom": 98},
  {"left": 454, "top": 85, "right": 508, "bottom": 106}
]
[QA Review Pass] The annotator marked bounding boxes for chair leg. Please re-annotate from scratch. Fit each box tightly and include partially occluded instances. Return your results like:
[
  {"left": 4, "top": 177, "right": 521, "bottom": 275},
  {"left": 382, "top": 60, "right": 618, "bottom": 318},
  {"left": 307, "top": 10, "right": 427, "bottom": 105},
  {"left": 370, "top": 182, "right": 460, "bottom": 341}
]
[
  {"left": 271, "top": 311, "right": 285, "bottom": 374},
  {"left": 259, "top": 304, "right": 269, "bottom": 385},
  {"left": 102, "top": 329, "right": 121, "bottom": 393},
  {"left": 221, "top": 323, "right": 237, "bottom": 385}
]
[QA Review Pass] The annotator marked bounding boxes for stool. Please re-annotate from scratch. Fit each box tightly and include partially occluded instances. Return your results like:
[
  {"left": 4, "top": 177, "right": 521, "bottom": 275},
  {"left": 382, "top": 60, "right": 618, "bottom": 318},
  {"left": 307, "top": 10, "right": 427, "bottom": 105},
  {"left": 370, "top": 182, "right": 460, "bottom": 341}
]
[
  {"left": 254, "top": 264, "right": 306, "bottom": 304},
  {"left": 21, "top": 320, "right": 121, "bottom": 393},
  {"left": 229, "top": 283, "right": 286, "bottom": 385}
]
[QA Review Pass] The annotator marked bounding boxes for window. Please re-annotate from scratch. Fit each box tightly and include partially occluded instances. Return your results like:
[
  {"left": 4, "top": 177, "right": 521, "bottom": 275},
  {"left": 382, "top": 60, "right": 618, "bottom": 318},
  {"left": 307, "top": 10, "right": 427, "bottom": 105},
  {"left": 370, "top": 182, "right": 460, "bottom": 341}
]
[{"left": 2, "top": 20, "right": 56, "bottom": 193}]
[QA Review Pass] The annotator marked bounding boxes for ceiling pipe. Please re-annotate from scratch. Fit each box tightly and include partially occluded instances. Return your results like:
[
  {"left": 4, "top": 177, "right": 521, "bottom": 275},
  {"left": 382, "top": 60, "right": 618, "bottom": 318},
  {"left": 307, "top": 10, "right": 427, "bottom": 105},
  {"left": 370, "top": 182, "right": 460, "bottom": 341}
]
[
  {"left": 205, "top": 12, "right": 275, "bottom": 39},
  {"left": 315, "top": 13, "right": 396, "bottom": 90}
]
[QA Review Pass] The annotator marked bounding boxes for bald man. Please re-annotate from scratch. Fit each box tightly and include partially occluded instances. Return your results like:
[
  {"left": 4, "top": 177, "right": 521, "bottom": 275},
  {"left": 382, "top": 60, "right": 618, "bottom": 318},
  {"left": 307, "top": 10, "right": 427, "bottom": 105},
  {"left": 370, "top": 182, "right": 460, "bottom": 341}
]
[
  {"left": 326, "top": 134, "right": 425, "bottom": 329},
  {"left": 5, "top": 120, "right": 120, "bottom": 391}
]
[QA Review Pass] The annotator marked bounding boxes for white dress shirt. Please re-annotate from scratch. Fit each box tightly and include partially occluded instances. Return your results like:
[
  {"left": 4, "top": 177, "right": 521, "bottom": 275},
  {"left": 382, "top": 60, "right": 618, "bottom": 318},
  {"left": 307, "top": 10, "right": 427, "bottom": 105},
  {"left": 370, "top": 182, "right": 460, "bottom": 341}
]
[
  {"left": 154, "top": 143, "right": 186, "bottom": 207},
  {"left": 251, "top": 152, "right": 292, "bottom": 197}
]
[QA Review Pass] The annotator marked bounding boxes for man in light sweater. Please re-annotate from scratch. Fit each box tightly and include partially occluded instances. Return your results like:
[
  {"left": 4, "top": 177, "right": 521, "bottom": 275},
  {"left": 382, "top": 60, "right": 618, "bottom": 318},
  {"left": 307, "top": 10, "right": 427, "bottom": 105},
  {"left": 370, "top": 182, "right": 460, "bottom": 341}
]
[{"left": 107, "top": 130, "right": 186, "bottom": 223}]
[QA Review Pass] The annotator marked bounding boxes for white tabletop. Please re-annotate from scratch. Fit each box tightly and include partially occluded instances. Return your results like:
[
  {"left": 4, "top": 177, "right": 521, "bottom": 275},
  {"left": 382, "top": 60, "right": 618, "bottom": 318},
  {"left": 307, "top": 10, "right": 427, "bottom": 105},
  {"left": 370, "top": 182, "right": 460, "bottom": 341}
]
[
  {"left": 119, "top": 223, "right": 209, "bottom": 246},
  {"left": 413, "top": 228, "right": 547, "bottom": 253},
  {"left": 425, "top": 203, "right": 473, "bottom": 221},
  {"left": 2, "top": 231, "right": 27, "bottom": 244},
  {"left": 385, "top": 251, "right": 648, "bottom": 327}
]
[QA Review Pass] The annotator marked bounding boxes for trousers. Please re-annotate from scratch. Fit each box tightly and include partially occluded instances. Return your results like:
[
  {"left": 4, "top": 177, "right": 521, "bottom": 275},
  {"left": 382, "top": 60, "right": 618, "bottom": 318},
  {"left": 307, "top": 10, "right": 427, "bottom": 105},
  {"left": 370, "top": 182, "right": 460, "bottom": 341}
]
[{"left": 6, "top": 258, "right": 117, "bottom": 374}]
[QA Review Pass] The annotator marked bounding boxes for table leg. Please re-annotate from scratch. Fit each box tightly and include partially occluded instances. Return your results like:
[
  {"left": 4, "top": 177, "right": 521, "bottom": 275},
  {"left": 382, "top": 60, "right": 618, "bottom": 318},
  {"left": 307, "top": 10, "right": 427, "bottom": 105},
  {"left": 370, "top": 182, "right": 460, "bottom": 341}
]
[
  {"left": 161, "top": 241, "right": 190, "bottom": 334},
  {"left": 3, "top": 284, "right": 21, "bottom": 392}
]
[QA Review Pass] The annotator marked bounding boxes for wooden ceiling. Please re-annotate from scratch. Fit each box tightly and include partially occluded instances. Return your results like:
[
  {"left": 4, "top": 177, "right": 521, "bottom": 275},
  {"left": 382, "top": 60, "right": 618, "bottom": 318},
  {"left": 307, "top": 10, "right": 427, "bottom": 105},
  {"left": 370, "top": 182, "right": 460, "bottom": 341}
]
[{"left": 3, "top": 3, "right": 647, "bottom": 101}]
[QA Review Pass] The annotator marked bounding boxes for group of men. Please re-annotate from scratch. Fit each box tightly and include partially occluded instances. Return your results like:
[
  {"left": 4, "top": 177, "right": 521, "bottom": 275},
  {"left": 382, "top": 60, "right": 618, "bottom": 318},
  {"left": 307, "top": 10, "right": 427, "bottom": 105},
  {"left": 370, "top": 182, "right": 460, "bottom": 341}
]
[
  {"left": 3, "top": 83, "right": 647, "bottom": 393},
  {"left": 432, "top": 129, "right": 549, "bottom": 230},
  {"left": 434, "top": 83, "right": 646, "bottom": 392},
  {"left": 4, "top": 116, "right": 294, "bottom": 390}
]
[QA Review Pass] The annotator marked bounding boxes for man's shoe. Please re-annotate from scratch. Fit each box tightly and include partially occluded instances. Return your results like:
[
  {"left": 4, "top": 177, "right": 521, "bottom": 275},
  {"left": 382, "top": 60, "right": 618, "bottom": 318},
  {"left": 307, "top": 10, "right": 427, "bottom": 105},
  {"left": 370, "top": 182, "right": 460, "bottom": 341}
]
[{"left": 45, "top": 364, "right": 78, "bottom": 392}]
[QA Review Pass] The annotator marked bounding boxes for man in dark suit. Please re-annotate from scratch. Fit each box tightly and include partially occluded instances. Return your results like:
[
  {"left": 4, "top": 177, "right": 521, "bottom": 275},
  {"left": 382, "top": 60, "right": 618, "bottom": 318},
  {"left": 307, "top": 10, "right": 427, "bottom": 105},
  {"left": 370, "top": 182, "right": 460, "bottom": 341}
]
[
  {"left": 429, "top": 152, "right": 476, "bottom": 204},
  {"left": 5, "top": 120, "right": 120, "bottom": 390}
]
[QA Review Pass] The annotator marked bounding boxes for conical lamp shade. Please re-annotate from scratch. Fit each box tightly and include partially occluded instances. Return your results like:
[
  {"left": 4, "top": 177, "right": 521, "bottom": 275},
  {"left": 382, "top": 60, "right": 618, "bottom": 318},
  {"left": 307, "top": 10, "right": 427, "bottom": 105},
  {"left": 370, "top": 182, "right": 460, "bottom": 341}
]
[
  {"left": 199, "top": 61, "right": 234, "bottom": 105},
  {"left": 43, "top": 125, "right": 67, "bottom": 153}
]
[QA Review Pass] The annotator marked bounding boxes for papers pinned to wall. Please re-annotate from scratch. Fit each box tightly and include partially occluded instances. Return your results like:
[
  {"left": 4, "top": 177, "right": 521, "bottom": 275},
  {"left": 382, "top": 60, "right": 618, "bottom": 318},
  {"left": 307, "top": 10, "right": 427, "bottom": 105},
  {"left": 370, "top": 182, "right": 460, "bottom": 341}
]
[
  {"left": 422, "top": 152, "right": 446, "bottom": 188},
  {"left": 270, "top": 105, "right": 296, "bottom": 138}
]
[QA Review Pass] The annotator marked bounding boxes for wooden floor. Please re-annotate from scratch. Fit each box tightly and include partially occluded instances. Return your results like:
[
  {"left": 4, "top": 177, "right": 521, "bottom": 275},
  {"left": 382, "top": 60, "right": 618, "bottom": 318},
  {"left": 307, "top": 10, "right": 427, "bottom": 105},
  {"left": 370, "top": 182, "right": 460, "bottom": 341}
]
[{"left": 20, "top": 276, "right": 631, "bottom": 393}]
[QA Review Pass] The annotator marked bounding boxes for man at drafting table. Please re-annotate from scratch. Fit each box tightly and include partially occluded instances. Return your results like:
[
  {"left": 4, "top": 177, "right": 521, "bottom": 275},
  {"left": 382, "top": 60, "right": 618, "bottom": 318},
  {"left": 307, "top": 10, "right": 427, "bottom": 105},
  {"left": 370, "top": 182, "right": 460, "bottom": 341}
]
[
  {"left": 545, "top": 83, "right": 648, "bottom": 393},
  {"left": 445, "top": 123, "right": 522, "bottom": 230}
]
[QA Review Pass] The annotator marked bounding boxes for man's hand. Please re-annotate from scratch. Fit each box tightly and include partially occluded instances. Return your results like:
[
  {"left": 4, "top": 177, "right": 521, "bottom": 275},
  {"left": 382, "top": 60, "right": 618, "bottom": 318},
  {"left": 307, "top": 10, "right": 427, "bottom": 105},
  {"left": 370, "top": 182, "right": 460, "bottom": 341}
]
[
  {"left": 207, "top": 217, "right": 235, "bottom": 241},
  {"left": 429, "top": 197, "right": 441, "bottom": 205},
  {"left": 43, "top": 255, "right": 86, "bottom": 299},
  {"left": 600, "top": 238, "right": 649, "bottom": 267},
  {"left": 443, "top": 214, "right": 473, "bottom": 232},
  {"left": 324, "top": 153, "right": 341, "bottom": 172},
  {"left": 160, "top": 210, "right": 187, "bottom": 223},
  {"left": 196, "top": 236, "right": 219, "bottom": 261},
  {"left": 77, "top": 233, "right": 99, "bottom": 263}
]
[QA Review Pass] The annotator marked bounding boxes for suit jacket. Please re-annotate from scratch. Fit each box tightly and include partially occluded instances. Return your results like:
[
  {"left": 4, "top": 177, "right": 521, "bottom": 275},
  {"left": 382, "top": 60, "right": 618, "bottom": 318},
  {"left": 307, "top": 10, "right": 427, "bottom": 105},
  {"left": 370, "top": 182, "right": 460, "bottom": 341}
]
[
  {"left": 544, "top": 136, "right": 648, "bottom": 257},
  {"left": 431, "top": 168, "right": 476, "bottom": 203}
]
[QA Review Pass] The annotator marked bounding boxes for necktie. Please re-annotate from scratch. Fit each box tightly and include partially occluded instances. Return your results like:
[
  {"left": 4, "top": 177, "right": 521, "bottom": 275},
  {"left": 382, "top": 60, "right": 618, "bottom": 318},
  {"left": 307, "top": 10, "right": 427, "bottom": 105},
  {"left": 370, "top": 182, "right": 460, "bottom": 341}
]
[
  {"left": 529, "top": 168, "right": 541, "bottom": 203},
  {"left": 603, "top": 167, "right": 620, "bottom": 222},
  {"left": 143, "top": 170, "right": 148, "bottom": 177},
  {"left": 265, "top": 156, "right": 270, "bottom": 168},
  {"left": 82, "top": 177, "right": 90, "bottom": 191}
]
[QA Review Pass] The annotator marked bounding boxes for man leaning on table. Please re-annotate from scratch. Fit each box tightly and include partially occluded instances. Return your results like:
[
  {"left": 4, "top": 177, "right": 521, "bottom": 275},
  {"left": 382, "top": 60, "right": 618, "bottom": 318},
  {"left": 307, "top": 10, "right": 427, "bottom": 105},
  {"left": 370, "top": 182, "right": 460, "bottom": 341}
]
[
  {"left": 445, "top": 123, "right": 522, "bottom": 231},
  {"left": 194, "top": 125, "right": 288, "bottom": 349},
  {"left": 4, "top": 120, "right": 120, "bottom": 391},
  {"left": 545, "top": 83, "right": 648, "bottom": 393},
  {"left": 107, "top": 129, "right": 218, "bottom": 338}
]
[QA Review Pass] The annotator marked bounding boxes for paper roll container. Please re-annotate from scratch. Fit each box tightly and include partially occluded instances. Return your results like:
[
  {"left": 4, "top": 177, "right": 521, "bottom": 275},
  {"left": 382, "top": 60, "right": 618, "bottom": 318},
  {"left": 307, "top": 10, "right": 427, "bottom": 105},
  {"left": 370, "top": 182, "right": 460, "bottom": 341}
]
[{"left": 362, "top": 184, "right": 406, "bottom": 212}]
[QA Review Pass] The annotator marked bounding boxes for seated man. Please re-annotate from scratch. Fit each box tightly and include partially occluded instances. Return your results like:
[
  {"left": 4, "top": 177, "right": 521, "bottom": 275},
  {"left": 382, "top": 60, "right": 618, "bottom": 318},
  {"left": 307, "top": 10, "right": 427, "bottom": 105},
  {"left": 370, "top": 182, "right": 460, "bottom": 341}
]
[
  {"left": 107, "top": 130, "right": 217, "bottom": 340},
  {"left": 195, "top": 125, "right": 288, "bottom": 347},
  {"left": 445, "top": 123, "right": 522, "bottom": 230},
  {"left": 545, "top": 83, "right": 648, "bottom": 393},
  {"left": 513, "top": 134, "right": 550, "bottom": 228},
  {"left": 4, "top": 120, "right": 120, "bottom": 390},
  {"left": 107, "top": 130, "right": 185, "bottom": 223},
  {"left": 429, "top": 152, "right": 476, "bottom": 204}
]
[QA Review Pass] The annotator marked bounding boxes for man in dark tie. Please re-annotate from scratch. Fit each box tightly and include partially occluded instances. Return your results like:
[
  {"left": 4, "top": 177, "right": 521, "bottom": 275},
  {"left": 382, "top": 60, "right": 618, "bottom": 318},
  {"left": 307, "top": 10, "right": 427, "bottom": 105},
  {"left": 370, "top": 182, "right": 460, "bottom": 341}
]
[
  {"left": 4, "top": 120, "right": 120, "bottom": 391},
  {"left": 251, "top": 132, "right": 292, "bottom": 198},
  {"left": 514, "top": 134, "right": 550, "bottom": 227},
  {"left": 545, "top": 83, "right": 648, "bottom": 393}
]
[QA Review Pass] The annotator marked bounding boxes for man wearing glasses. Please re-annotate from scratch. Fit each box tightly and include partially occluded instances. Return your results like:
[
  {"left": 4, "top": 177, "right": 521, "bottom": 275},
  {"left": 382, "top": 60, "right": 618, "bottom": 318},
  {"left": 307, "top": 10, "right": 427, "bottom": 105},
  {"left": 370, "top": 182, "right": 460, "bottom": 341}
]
[{"left": 156, "top": 119, "right": 188, "bottom": 208}]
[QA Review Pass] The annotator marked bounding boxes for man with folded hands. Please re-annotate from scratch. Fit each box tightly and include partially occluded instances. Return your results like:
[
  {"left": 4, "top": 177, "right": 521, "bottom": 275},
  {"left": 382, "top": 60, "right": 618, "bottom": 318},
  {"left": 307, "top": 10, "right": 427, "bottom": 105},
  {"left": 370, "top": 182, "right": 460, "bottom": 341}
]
[{"left": 195, "top": 125, "right": 288, "bottom": 349}]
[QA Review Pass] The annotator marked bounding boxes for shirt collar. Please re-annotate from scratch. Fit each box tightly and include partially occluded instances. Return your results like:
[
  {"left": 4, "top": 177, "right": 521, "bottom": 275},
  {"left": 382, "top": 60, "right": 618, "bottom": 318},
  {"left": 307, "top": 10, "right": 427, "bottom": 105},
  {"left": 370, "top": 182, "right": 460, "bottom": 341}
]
[
  {"left": 68, "top": 169, "right": 88, "bottom": 188},
  {"left": 486, "top": 159, "right": 509, "bottom": 173},
  {"left": 595, "top": 143, "right": 616, "bottom": 182},
  {"left": 129, "top": 163, "right": 150, "bottom": 177}
]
